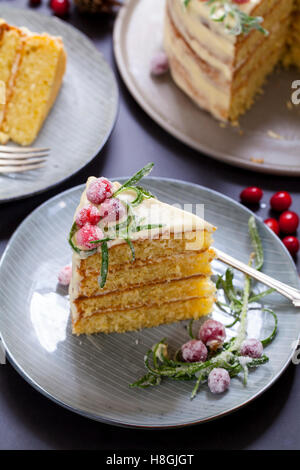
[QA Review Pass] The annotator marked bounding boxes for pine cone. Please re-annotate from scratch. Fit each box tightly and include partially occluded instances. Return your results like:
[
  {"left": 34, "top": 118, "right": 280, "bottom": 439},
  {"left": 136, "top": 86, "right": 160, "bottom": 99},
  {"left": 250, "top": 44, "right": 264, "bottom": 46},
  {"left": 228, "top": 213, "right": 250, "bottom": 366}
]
[{"left": 74, "top": 0, "right": 121, "bottom": 14}]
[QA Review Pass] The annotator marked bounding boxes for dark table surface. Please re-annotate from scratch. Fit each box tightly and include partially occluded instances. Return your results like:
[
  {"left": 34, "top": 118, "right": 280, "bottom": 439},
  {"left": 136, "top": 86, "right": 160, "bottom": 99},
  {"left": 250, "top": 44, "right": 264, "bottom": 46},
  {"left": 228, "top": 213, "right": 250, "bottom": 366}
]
[{"left": 0, "top": 0, "right": 300, "bottom": 451}]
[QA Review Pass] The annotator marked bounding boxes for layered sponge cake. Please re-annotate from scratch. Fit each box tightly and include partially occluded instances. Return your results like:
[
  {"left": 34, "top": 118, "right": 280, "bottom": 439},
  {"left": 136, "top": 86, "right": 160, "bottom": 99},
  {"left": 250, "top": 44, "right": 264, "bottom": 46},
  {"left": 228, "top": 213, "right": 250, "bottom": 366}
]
[
  {"left": 164, "top": 0, "right": 300, "bottom": 122},
  {"left": 0, "top": 19, "right": 66, "bottom": 145},
  {"left": 69, "top": 164, "right": 216, "bottom": 335}
]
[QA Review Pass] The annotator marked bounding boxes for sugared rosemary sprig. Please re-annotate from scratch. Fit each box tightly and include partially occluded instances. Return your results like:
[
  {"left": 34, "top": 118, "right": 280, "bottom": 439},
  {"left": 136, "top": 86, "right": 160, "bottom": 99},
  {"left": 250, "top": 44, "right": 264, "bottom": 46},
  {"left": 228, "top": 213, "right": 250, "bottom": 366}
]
[{"left": 183, "top": 0, "right": 268, "bottom": 36}]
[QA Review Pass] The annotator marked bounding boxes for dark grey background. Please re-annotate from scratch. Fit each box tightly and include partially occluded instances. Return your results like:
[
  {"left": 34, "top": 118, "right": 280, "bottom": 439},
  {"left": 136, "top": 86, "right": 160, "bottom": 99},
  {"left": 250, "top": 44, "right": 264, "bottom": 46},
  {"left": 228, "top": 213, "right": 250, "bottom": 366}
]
[{"left": 0, "top": 0, "right": 299, "bottom": 450}]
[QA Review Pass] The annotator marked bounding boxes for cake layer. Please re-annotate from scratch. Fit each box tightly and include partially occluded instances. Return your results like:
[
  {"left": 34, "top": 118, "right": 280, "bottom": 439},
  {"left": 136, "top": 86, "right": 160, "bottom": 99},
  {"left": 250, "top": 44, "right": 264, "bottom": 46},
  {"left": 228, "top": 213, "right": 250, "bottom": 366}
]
[
  {"left": 72, "top": 297, "right": 215, "bottom": 335},
  {"left": 74, "top": 249, "right": 215, "bottom": 298},
  {"left": 74, "top": 276, "right": 216, "bottom": 318},
  {"left": 2, "top": 33, "right": 66, "bottom": 145},
  {"left": 77, "top": 230, "right": 213, "bottom": 274}
]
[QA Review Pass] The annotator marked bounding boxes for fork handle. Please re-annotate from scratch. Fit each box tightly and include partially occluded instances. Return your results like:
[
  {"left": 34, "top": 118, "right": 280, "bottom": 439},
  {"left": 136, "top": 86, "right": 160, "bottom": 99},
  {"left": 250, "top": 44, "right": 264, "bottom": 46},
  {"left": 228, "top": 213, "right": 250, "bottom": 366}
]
[{"left": 215, "top": 248, "right": 300, "bottom": 307}]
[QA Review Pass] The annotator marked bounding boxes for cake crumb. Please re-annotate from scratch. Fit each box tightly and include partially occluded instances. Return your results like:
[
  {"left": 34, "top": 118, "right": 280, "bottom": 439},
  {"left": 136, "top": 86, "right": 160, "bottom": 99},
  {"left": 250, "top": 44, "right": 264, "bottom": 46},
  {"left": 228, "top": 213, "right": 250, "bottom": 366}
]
[
  {"left": 239, "top": 129, "right": 244, "bottom": 136},
  {"left": 231, "top": 120, "right": 240, "bottom": 128},
  {"left": 250, "top": 157, "right": 264, "bottom": 164},
  {"left": 135, "top": 339, "right": 139, "bottom": 345},
  {"left": 286, "top": 101, "right": 293, "bottom": 110},
  {"left": 267, "top": 130, "right": 284, "bottom": 140},
  {"left": 219, "top": 122, "right": 227, "bottom": 128}
]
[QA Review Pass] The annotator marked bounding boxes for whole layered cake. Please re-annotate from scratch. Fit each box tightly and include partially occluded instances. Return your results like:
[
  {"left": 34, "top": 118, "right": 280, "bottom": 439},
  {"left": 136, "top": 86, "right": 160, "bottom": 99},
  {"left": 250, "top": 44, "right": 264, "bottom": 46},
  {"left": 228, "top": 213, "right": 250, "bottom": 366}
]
[
  {"left": 164, "top": 0, "right": 300, "bottom": 121},
  {"left": 68, "top": 164, "right": 216, "bottom": 335},
  {"left": 0, "top": 19, "right": 67, "bottom": 145}
]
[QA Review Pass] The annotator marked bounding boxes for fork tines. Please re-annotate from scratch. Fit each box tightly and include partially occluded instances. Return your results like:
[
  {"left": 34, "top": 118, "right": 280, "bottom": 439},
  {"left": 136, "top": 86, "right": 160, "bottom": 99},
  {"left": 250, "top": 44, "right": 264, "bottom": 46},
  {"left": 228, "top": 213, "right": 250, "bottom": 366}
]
[{"left": 0, "top": 146, "right": 50, "bottom": 173}]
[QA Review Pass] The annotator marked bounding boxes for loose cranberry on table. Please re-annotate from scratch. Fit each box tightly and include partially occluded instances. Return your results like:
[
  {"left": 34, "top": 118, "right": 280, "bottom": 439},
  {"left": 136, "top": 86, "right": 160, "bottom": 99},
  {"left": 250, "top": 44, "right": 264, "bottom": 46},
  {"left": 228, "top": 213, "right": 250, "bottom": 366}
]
[
  {"left": 86, "top": 177, "right": 113, "bottom": 205},
  {"left": 270, "top": 191, "right": 292, "bottom": 212},
  {"left": 282, "top": 236, "right": 300, "bottom": 257},
  {"left": 240, "top": 187, "right": 263, "bottom": 205},
  {"left": 75, "top": 223, "right": 104, "bottom": 250},
  {"left": 29, "top": 0, "right": 41, "bottom": 6},
  {"left": 181, "top": 339, "right": 207, "bottom": 363},
  {"left": 57, "top": 264, "right": 72, "bottom": 286},
  {"left": 208, "top": 368, "right": 230, "bottom": 394},
  {"left": 278, "top": 211, "right": 299, "bottom": 234},
  {"left": 99, "top": 198, "right": 126, "bottom": 224},
  {"left": 240, "top": 338, "right": 263, "bottom": 358},
  {"left": 264, "top": 218, "right": 280, "bottom": 236},
  {"left": 50, "top": 0, "right": 70, "bottom": 16},
  {"left": 198, "top": 319, "right": 226, "bottom": 350},
  {"left": 75, "top": 204, "right": 101, "bottom": 228}
]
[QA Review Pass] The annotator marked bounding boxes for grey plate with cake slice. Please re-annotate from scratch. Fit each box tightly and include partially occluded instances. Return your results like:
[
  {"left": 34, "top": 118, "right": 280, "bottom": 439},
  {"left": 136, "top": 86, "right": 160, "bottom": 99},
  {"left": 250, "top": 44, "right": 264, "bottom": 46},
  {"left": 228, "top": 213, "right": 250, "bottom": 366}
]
[
  {"left": 0, "top": 177, "right": 299, "bottom": 428},
  {"left": 113, "top": 0, "right": 300, "bottom": 176},
  {"left": 0, "top": 5, "right": 118, "bottom": 203}
]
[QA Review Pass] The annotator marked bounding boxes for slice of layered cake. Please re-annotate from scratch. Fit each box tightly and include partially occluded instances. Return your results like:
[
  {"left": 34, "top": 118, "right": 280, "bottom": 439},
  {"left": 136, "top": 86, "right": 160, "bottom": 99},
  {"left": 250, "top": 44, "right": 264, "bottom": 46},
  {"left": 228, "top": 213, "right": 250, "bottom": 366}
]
[
  {"left": 164, "top": 0, "right": 298, "bottom": 121},
  {"left": 69, "top": 164, "right": 216, "bottom": 335},
  {"left": 0, "top": 19, "right": 66, "bottom": 145}
]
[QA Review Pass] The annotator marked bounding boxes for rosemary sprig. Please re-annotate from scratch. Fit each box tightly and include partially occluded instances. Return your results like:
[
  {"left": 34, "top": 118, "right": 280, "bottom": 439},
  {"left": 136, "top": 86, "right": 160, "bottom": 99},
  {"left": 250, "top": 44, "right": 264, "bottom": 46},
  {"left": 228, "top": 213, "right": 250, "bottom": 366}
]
[
  {"left": 99, "top": 241, "right": 109, "bottom": 288},
  {"left": 248, "top": 215, "right": 264, "bottom": 270},
  {"left": 183, "top": 0, "right": 268, "bottom": 36},
  {"left": 113, "top": 163, "right": 154, "bottom": 198}
]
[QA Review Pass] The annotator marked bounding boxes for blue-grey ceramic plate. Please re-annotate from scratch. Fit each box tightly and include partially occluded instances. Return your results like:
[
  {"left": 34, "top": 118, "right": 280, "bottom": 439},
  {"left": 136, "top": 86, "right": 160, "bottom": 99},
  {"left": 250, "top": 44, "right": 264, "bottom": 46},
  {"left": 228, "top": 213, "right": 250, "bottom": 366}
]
[
  {"left": 0, "top": 178, "right": 299, "bottom": 428},
  {"left": 0, "top": 5, "right": 118, "bottom": 202}
]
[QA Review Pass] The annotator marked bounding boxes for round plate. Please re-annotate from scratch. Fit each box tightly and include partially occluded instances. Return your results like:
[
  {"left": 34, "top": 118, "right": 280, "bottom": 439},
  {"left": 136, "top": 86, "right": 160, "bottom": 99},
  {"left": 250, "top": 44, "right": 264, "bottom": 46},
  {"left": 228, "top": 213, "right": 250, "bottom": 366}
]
[
  {"left": 0, "top": 5, "right": 118, "bottom": 203},
  {"left": 114, "top": 0, "right": 300, "bottom": 176},
  {"left": 0, "top": 177, "right": 299, "bottom": 428}
]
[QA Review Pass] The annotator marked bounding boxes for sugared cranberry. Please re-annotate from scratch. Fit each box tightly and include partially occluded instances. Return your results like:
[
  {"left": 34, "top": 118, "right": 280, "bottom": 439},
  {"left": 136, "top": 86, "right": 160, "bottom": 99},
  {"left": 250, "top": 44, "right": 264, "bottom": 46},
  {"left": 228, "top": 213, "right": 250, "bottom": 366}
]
[
  {"left": 279, "top": 211, "right": 299, "bottom": 234},
  {"left": 270, "top": 191, "right": 292, "bottom": 212},
  {"left": 75, "top": 223, "right": 104, "bottom": 250},
  {"left": 240, "top": 187, "right": 263, "bottom": 205},
  {"left": 208, "top": 368, "right": 230, "bottom": 394},
  {"left": 99, "top": 198, "right": 126, "bottom": 224},
  {"left": 57, "top": 264, "right": 72, "bottom": 286},
  {"left": 86, "top": 178, "right": 113, "bottom": 205},
  {"left": 50, "top": 0, "right": 70, "bottom": 16},
  {"left": 240, "top": 338, "right": 263, "bottom": 358},
  {"left": 75, "top": 204, "right": 101, "bottom": 228},
  {"left": 282, "top": 236, "right": 299, "bottom": 256},
  {"left": 264, "top": 218, "right": 280, "bottom": 236},
  {"left": 181, "top": 339, "right": 208, "bottom": 363},
  {"left": 198, "top": 319, "right": 226, "bottom": 350},
  {"left": 150, "top": 51, "right": 169, "bottom": 76}
]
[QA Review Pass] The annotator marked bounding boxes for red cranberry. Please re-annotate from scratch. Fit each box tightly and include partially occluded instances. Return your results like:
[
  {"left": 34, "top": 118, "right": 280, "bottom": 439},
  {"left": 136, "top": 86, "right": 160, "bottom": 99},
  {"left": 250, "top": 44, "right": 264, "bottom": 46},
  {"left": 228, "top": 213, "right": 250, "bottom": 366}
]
[
  {"left": 282, "top": 236, "right": 299, "bottom": 256},
  {"left": 240, "top": 187, "right": 263, "bottom": 205},
  {"left": 99, "top": 198, "right": 126, "bottom": 224},
  {"left": 86, "top": 178, "right": 113, "bottom": 205},
  {"left": 57, "top": 264, "right": 72, "bottom": 286},
  {"left": 29, "top": 0, "right": 41, "bottom": 5},
  {"left": 233, "top": 0, "right": 250, "bottom": 3},
  {"left": 279, "top": 211, "right": 299, "bottom": 234},
  {"left": 240, "top": 338, "right": 263, "bottom": 358},
  {"left": 75, "top": 204, "right": 101, "bottom": 228},
  {"left": 181, "top": 339, "right": 207, "bottom": 363},
  {"left": 75, "top": 223, "right": 104, "bottom": 250},
  {"left": 270, "top": 191, "right": 292, "bottom": 212},
  {"left": 50, "top": 0, "right": 70, "bottom": 16},
  {"left": 150, "top": 52, "right": 169, "bottom": 76},
  {"left": 198, "top": 319, "right": 226, "bottom": 350},
  {"left": 208, "top": 368, "right": 230, "bottom": 394},
  {"left": 264, "top": 218, "right": 280, "bottom": 236}
]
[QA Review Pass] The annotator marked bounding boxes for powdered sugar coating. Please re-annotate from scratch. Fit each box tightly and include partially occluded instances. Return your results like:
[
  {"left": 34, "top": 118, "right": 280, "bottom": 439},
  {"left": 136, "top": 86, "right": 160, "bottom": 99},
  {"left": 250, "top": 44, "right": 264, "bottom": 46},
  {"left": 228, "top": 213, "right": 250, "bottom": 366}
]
[
  {"left": 75, "top": 223, "right": 104, "bottom": 250},
  {"left": 150, "top": 51, "right": 169, "bottom": 76},
  {"left": 99, "top": 198, "right": 126, "bottom": 224},
  {"left": 57, "top": 264, "right": 72, "bottom": 286},
  {"left": 75, "top": 204, "right": 101, "bottom": 228},
  {"left": 208, "top": 368, "right": 230, "bottom": 394},
  {"left": 240, "top": 338, "right": 263, "bottom": 358},
  {"left": 198, "top": 319, "right": 226, "bottom": 350},
  {"left": 181, "top": 339, "right": 208, "bottom": 363},
  {"left": 86, "top": 177, "right": 113, "bottom": 205}
]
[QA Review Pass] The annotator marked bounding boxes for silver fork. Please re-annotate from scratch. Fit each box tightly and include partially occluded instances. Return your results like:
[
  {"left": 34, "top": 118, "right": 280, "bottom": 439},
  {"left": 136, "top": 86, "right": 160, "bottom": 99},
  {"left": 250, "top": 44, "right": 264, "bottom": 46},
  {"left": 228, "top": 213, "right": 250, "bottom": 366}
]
[
  {"left": 215, "top": 248, "right": 300, "bottom": 308},
  {"left": 0, "top": 145, "right": 50, "bottom": 173}
]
